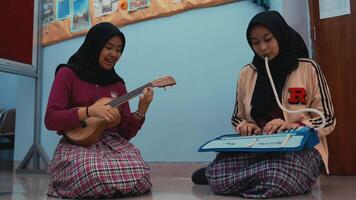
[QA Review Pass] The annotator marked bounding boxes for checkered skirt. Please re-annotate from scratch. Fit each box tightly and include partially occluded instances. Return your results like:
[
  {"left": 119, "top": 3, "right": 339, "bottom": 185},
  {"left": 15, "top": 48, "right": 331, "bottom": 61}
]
[
  {"left": 206, "top": 149, "right": 323, "bottom": 199},
  {"left": 47, "top": 131, "right": 152, "bottom": 199}
]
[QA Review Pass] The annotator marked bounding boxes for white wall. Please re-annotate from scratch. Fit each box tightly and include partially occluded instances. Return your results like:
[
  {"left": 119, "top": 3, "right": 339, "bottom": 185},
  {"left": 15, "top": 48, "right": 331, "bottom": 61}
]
[{"left": 270, "top": 0, "right": 311, "bottom": 56}]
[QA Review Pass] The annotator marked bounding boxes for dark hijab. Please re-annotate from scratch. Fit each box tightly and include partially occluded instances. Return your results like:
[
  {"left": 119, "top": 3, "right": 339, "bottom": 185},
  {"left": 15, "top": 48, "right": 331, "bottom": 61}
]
[
  {"left": 246, "top": 11, "right": 309, "bottom": 127},
  {"left": 56, "top": 22, "right": 126, "bottom": 85}
]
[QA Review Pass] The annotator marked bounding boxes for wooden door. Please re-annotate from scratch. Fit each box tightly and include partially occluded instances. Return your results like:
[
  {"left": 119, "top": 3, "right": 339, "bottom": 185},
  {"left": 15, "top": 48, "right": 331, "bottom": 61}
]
[{"left": 309, "top": 0, "right": 356, "bottom": 174}]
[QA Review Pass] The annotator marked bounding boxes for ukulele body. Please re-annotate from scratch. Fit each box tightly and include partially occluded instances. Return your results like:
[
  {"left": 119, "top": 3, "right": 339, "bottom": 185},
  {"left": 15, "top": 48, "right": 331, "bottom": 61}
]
[{"left": 66, "top": 97, "right": 120, "bottom": 146}]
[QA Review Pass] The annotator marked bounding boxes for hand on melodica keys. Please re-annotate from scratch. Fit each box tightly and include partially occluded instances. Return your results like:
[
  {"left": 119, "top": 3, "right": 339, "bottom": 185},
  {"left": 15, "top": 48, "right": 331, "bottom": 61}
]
[
  {"left": 263, "top": 118, "right": 302, "bottom": 135},
  {"left": 235, "top": 122, "right": 262, "bottom": 136}
]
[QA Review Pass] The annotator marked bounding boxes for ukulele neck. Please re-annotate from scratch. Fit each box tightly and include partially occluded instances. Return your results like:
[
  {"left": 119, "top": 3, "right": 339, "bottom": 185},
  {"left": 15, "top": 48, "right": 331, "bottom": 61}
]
[{"left": 108, "top": 82, "right": 153, "bottom": 107}]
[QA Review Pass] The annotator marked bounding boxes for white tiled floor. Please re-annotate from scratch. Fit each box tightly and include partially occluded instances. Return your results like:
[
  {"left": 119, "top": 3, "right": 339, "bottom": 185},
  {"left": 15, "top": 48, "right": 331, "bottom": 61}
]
[{"left": 1, "top": 163, "right": 356, "bottom": 200}]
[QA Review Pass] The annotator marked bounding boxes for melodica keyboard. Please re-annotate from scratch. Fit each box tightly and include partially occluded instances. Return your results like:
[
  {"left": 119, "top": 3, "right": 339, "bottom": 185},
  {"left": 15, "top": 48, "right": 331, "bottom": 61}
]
[{"left": 198, "top": 126, "right": 319, "bottom": 153}]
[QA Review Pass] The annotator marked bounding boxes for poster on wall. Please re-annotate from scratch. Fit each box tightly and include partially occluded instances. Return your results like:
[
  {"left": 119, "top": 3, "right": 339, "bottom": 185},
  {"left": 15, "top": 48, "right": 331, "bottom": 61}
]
[
  {"left": 43, "top": 0, "right": 55, "bottom": 24},
  {"left": 94, "top": 0, "right": 119, "bottom": 17},
  {"left": 71, "top": 0, "right": 91, "bottom": 32},
  {"left": 319, "top": 0, "right": 351, "bottom": 19},
  {"left": 56, "top": 0, "right": 71, "bottom": 20},
  {"left": 128, "top": 0, "right": 151, "bottom": 12}
]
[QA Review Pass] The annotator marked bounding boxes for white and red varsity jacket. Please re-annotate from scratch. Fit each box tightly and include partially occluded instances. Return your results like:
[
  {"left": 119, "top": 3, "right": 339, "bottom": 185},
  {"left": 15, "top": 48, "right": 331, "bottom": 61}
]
[{"left": 232, "top": 58, "right": 336, "bottom": 174}]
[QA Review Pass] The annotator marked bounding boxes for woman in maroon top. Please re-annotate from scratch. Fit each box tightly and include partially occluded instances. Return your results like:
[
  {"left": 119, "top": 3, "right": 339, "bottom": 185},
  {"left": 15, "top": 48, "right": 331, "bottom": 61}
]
[{"left": 45, "top": 22, "right": 154, "bottom": 199}]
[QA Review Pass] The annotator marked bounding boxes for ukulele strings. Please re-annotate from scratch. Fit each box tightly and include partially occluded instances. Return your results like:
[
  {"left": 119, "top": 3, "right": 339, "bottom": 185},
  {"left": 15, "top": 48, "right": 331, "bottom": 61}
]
[{"left": 108, "top": 82, "right": 153, "bottom": 107}]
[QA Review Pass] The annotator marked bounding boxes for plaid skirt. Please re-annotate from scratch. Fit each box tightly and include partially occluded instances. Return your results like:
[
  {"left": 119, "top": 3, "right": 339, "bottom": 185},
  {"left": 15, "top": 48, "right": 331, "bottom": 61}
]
[
  {"left": 206, "top": 149, "right": 323, "bottom": 199},
  {"left": 47, "top": 131, "right": 152, "bottom": 199}
]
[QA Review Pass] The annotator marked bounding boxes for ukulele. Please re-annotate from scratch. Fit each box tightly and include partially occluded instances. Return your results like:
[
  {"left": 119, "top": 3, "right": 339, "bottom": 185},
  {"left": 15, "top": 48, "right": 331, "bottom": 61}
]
[{"left": 65, "top": 76, "right": 176, "bottom": 146}]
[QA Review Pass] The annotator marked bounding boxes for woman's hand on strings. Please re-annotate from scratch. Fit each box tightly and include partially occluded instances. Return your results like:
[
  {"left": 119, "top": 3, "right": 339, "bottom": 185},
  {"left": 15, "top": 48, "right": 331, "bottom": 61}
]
[
  {"left": 137, "top": 87, "right": 154, "bottom": 114},
  {"left": 88, "top": 102, "right": 121, "bottom": 124}
]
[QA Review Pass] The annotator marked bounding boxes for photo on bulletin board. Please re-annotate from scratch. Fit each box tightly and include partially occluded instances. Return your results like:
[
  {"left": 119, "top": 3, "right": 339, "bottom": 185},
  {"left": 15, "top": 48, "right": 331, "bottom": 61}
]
[
  {"left": 71, "top": 0, "right": 91, "bottom": 32},
  {"left": 43, "top": 0, "right": 55, "bottom": 24},
  {"left": 56, "top": 0, "right": 71, "bottom": 20},
  {"left": 128, "top": 0, "right": 151, "bottom": 12},
  {"left": 94, "top": 0, "right": 119, "bottom": 17}
]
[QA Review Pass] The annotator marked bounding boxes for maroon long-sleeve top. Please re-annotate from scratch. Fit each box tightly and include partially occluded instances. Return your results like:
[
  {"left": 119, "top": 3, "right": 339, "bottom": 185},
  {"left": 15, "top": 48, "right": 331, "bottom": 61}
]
[{"left": 45, "top": 67, "right": 144, "bottom": 140}]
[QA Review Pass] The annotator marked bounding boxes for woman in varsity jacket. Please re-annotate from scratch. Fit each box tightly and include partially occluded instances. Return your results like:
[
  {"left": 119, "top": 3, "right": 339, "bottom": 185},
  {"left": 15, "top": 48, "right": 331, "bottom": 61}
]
[{"left": 202, "top": 11, "right": 336, "bottom": 198}]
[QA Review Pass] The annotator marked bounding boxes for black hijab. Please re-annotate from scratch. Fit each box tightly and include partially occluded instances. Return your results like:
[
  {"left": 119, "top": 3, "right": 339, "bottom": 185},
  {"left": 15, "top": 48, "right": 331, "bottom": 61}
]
[
  {"left": 56, "top": 22, "right": 126, "bottom": 85},
  {"left": 246, "top": 11, "right": 309, "bottom": 127}
]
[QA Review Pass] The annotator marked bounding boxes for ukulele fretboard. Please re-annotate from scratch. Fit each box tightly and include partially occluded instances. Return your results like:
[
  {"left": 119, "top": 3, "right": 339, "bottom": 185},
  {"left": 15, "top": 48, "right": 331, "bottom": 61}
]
[{"left": 108, "top": 82, "right": 153, "bottom": 107}]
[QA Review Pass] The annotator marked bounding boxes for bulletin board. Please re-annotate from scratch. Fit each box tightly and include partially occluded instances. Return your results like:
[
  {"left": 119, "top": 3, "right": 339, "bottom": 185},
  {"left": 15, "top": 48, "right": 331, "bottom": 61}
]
[
  {"left": 0, "top": 0, "right": 38, "bottom": 77},
  {"left": 42, "top": 0, "right": 239, "bottom": 46}
]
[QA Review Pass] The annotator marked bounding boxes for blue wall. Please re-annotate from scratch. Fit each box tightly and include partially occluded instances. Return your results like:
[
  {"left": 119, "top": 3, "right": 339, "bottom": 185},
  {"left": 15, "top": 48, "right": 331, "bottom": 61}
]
[
  {"left": 39, "top": 0, "right": 262, "bottom": 162},
  {"left": 14, "top": 77, "right": 35, "bottom": 160},
  {"left": 11, "top": 0, "right": 310, "bottom": 163},
  {"left": 0, "top": 72, "right": 17, "bottom": 109}
]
